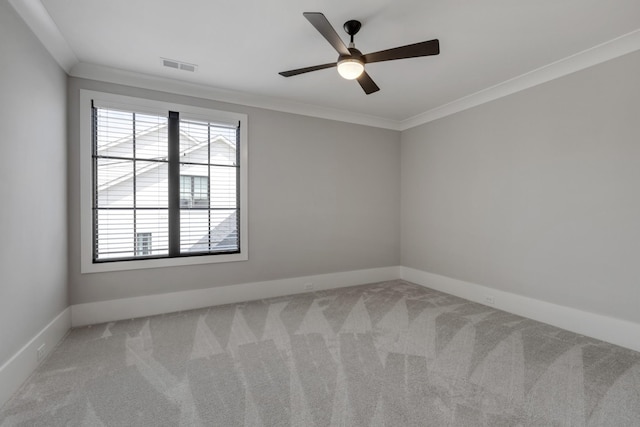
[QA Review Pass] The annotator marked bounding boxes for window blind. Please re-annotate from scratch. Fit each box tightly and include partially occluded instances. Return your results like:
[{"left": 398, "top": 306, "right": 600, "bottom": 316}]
[{"left": 92, "top": 105, "right": 240, "bottom": 262}]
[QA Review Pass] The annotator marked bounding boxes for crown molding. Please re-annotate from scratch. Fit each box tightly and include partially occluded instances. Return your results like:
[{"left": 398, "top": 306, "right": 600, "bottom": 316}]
[
  {"left": 61, "top": 28, "right": 640, "bottom": 131},
  {"left": 10, "top": 0, "right": 640, "bottom": 131},
  {"left": 399, "top": 28, "right": 640, "bottom": 131},
  {"left": 70, "top": 63, "right": 402, "bottom": 130},
  {"left": 8, "top": 0, "right": 77, "bottom": 72}
]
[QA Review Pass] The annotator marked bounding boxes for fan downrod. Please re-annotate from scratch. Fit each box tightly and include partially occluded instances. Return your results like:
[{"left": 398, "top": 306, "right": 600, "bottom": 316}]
[{"left": 343, "top": 20, "right": 361, "bottom": 44}]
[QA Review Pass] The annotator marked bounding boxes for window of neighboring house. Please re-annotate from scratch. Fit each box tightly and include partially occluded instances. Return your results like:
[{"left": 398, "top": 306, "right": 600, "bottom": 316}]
[
  {"left": 135, "top": 232, "right": 152, "bottom": 256},
  {"left": 80, "top": 90, "right": 248, "bottom": 273},
  {"left": 180, "top": 175, "right": 209, "bottom": 208}
]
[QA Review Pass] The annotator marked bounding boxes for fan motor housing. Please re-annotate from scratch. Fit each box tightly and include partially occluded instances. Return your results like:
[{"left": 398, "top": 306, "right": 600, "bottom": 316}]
[{"left": 339, "top": 47, "right": 363, "bottom": 62}]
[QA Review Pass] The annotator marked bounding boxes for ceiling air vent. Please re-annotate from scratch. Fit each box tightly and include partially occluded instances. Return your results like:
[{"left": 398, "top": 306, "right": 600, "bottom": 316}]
[
  {"left": 161, "top": 58, "right": 197, "bottom": 72},
  {"left": 179, "top": 63, "right": 195, "bottom": 72}
]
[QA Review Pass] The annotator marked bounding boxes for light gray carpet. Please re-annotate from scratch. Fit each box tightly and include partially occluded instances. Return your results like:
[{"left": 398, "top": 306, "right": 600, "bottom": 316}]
[{"left": 1, "top": 280, "right": 639, "bottom": 426}]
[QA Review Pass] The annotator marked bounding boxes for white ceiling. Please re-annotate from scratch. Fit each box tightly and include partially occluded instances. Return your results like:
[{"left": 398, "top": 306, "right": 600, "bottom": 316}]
[{"left": 12, "top": 0, "right": 640, "bottom": 127}]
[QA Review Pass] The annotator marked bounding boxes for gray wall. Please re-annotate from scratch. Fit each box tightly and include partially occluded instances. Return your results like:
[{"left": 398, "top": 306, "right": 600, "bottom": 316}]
[
  {"left": 0, "top": 1, "right": 68, "bottom": 365},
  {"left": 68, "top": 78, "right": 401, "bottom": 304},
  {"left": 9, "top": 0, "right": 638, "bottom": 344},
  {"left": 402, "top": 50, "right": 640, "bottom": 323}
]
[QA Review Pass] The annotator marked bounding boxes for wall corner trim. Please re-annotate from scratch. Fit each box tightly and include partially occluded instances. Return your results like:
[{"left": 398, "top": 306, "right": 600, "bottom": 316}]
[
  {"left": 400, "top": 266, "right": 640, "bottom": 353},
  {"left": 0, "top": 307, "right": 71, "bottom": 409},
  {"left": 70, "top": 266, "right": 402, "bottom": 327}
]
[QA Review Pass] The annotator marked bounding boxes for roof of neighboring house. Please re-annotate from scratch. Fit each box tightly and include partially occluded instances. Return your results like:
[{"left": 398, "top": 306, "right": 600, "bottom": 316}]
[{"left": 97, "top": 125, "right": 236, "bottom": 192}]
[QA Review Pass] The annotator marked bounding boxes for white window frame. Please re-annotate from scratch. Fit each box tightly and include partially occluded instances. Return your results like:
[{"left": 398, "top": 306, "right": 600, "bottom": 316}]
[{"left": 80, "top": 90, "right": 248, "bottom": 273}]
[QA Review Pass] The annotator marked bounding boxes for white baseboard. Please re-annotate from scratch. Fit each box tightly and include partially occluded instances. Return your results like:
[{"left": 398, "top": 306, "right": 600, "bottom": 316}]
[
  {"left": 71, "top": 266, "right": 401, "bottom": 327},
  {"left": 0, "top": 308, "right": 71, "bottom": 409},
  {"left": 401, "top": 266, "right": 640, "bottom": 353},
  {"left": 3, "top": 266, "right": 637, "bottom": 411}
]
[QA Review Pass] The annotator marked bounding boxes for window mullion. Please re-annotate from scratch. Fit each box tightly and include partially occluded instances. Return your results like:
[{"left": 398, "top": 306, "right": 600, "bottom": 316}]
[
  {"left": 132, "top": 113, "right": 137, "bottom": 254},
  {"left": 208, "top": 124, "right": 212, "bottom": 251},
  {"left": 168, "top": 111, "right": 181, "bottom": 256}
]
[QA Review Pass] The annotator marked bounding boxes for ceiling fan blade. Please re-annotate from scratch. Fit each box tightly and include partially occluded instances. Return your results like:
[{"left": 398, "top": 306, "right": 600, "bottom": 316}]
[
  {"left": 361, "top": 39, "right": 440, "bottom": 64},
  {"left": 303, "top": 12, "right": 350, "bottom": 56},
  {"left": 279, "top": 62, "right": 337, "bottom": 77},
  {"left": 357, "top": 71, "right": 380, "bottom": 95}
]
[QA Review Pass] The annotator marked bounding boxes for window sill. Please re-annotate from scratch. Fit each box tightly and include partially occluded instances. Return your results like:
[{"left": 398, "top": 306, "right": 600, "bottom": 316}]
[{"left": 81, "top": 251, "right": 248, "bottom": 274}]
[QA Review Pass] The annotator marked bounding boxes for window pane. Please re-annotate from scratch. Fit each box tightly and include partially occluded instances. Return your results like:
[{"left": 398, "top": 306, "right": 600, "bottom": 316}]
[
  {"left": 180, "top": 120, "right": 209, "bottom": 164},
  {"left": 96, "top": 158, "right": 133, "bottom": 207},
  {"left": 136, "top": 210, "right": 169, "bottom": 256},
  {"left": 95, "top": 209, "right": 134, "bottom": 259},
  {"left": 96, "top": 109, "right": 133, "bottom": 158},
  {"left": 210, "top": 210, "right": 238, "bottom": 251},
  {"left": 180, "top": 165, "right": 208, "bottom": 208},
  {"left": 210, "top": 166, "right": 236, "bottom": 209},
  {"left": 134, "top": 114, "right": 168, "bottom": 160},
  {"left": 180, "top": 209, "right": 238, "bottom": 253},
  {"left": 210, "top": 126, "right": 236, "bottom": 166},
  {"left": 135, "top": 161, "right": 168, "bottom": 208},
  {"left": 193, "top": 176, "right": 209, "bottom": 207},
  {"left": 180, "top": 209, "right": 210, "bottom": 252}
]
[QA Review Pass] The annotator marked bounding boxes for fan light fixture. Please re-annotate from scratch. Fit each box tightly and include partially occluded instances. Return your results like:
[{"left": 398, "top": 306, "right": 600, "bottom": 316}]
[{"left": 337, "top": 58, "right": 364, "bottom": 80}]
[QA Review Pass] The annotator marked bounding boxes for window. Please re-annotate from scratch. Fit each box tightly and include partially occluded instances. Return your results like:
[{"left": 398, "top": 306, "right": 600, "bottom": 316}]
[
  {"left": 136, "top": 232, "right": 152, "bottom": 256},
  {"left": 180, "top": 175, "right": 209, "bottom": 208},
  {"left": 80, "top": 90, "right": 248, "bottom": 273}
]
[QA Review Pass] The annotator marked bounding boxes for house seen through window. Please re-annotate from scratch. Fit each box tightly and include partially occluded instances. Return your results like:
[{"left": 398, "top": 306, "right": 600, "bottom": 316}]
[
  {"left": 135, "top": 232, "right": 152, "bottom": 256},
  {"left": 180, "top": 175, "right": 209, "bottom": 208}
]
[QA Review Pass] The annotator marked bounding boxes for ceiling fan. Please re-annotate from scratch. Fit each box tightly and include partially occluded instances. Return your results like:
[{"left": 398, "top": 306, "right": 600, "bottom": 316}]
[{"left": 279, "top": 12, "right": 440, "bottom": 95}]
